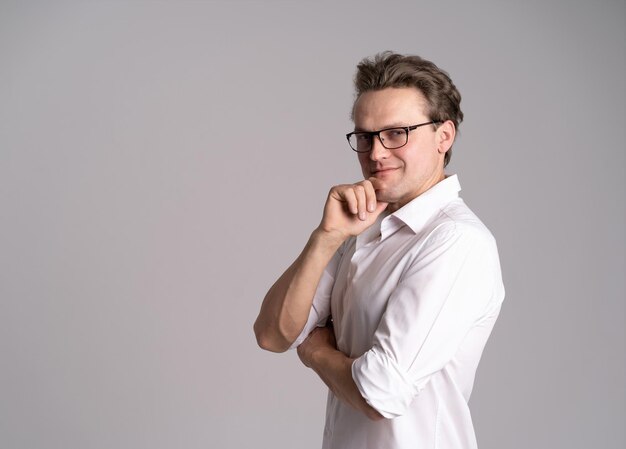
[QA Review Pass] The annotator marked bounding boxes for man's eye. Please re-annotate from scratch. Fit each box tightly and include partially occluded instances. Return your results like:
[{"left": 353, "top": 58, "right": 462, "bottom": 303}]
[
  {"left": 356, "top": 134, "right": 370, "bottom": 141},
  {"left": 388, "top": 129, "right": 405, "bottom": 137}
]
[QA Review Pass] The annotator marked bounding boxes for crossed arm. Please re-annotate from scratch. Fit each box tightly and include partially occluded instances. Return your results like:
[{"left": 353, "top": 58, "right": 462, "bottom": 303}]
[
  {"left": 254, "top": 237, "right": 383, "bottom": 420},
  {"left": 297, "top": 324, "right": 384, "bottom": 421},
  {"left": 253, "top": 179, "right": 388, "bottom": 420}
]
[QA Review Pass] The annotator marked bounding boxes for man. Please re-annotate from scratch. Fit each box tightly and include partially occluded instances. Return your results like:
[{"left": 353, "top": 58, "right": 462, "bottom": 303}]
[{"left": 254, "top": 52, "right": 505, "bottom": 449}]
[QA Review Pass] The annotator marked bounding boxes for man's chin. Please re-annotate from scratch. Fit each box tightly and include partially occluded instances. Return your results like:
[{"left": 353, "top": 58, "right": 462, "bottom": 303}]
[{"left": 375, "top": 189, "right": 396, "bottom": 204}]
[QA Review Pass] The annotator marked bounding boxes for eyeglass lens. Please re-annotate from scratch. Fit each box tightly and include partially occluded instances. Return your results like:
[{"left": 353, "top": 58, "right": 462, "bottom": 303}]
[{"left": 349, "top": 128, "right": 408, "bottom": 152}]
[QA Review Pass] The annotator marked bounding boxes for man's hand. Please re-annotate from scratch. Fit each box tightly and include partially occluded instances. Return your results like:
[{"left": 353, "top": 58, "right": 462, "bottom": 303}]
[
  {"left": 297, "top": 323, "right": 384, "bottom": 421},
  {"left": 318, "top": 178, "right": 388, "bottom": 244},
  {"left": 297, "top": 325, "right": 337, "bottom": 368}
]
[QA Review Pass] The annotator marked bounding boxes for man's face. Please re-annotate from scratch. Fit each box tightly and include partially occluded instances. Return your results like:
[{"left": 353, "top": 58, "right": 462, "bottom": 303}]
[{"left": 353, "top": 87, "right": 449, "bottom": 211}]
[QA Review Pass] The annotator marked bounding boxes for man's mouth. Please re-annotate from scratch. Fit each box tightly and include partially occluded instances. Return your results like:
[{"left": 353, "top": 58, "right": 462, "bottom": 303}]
[{"left": 372, "top": 167, "right": 398, "bottom": 176}]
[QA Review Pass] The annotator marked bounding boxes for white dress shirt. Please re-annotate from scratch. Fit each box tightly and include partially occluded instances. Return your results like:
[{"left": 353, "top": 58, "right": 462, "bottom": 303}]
[{"left": 292, "top": 175, "right": 505, "bottom": 449}]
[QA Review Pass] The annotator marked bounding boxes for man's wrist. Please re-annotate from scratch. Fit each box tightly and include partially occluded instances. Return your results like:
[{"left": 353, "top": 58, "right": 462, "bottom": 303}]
[{"left": 310, "top": 227, "right": 346, "bottom": 253}]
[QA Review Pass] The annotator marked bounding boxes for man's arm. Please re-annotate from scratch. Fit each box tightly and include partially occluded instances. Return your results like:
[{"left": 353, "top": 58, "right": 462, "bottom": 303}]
[
  {"left": 297, "top": 326, "right": 384, "bottom": 421},
  {"left": 253, "top": 229, "right": 342, "bottom": 352},
  {"left": 298, "top": 225, "right": 505, "bottom": 419},
  {"left": 253, "top": 179, "right": 388, "bottom": 353}
]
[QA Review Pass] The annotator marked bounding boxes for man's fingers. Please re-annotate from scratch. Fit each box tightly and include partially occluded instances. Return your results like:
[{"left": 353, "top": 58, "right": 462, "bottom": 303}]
[
  {"left": 325, "top": 180, "right": 388, "bottom": 233},
  {"left": 353, "top": 184, "right": 368, "bottom": 220},
  {"left": 374, "top": 200, "right": 389, "bottom": 214},
  {"left": 362, "top": 181, "right": 377, "bottom": 213},
  {"left": 342, "top": 187, "right": 359, "bottom": 216},
  {"left": 331, "top": 184, "right": 368, "bottom": 220}
]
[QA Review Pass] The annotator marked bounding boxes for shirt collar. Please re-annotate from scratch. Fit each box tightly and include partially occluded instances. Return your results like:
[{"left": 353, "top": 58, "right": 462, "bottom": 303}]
[
  {"left": 355, "top": 175, "right": 461, "bottom": 249},
  {"left": 382, "top": 174, "right": 461, "bottom": 237}
]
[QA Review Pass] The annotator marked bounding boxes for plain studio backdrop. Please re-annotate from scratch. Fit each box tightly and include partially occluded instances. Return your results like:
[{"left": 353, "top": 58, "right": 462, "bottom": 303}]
[{"left": 1, "top": 1, "right": 624, "bottom": 448}]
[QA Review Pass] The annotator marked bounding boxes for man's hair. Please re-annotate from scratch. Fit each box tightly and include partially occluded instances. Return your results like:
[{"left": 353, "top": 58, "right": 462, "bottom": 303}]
[{"left": 352, "top": 52, "right": 463, "bottom": 167}]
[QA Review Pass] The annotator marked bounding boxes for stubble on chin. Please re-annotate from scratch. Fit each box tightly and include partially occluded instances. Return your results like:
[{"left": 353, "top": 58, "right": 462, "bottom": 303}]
[{"left": 374, "top": 185, "right": 395, "bottom": 204}]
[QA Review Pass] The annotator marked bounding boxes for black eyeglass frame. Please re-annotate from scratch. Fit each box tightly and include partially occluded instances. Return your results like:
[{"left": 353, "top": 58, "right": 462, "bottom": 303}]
[{"left": 346, "top": 120, "right": 442, "bottom": 153}]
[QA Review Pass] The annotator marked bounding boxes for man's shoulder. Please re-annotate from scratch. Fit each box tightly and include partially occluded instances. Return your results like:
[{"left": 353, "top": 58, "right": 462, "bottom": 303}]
[{"left": 424, "top": 198, "right": 496, "bottom": 248}]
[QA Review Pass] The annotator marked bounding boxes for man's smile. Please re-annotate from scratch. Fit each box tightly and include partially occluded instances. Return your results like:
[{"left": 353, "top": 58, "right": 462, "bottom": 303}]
[{"left": 371, "top": 167, "right": 400, "bottom": 177}]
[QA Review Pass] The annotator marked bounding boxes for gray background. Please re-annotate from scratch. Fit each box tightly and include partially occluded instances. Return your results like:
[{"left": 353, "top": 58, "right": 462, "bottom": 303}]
[{"left": 1, "top": 1, "right": 624, "bottom": 448}]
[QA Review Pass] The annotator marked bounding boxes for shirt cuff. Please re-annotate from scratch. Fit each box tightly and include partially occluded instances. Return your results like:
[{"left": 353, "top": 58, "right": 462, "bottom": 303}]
[
  {"left": 287, "top": 303, "right": 328, "bottom": 350},
  {"left": 351, "top": 347, "right": 419, "bottom": 419}
]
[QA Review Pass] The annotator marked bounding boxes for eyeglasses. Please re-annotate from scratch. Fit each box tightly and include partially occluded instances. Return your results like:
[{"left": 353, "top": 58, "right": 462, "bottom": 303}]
[{"left": 346, "top": 121, "right": 442, "bottom": 153}]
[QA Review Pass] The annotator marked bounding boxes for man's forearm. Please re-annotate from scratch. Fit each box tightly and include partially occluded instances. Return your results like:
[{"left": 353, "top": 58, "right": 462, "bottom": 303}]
[
  {"left": 253, "top": 229, "right": 343, "bottom": 352},
  {"left": 311, "top": 348, "right": 384, "bottom": 421},
  {"left": 299, "top": 333, "right": 384, "bottom": 421}
]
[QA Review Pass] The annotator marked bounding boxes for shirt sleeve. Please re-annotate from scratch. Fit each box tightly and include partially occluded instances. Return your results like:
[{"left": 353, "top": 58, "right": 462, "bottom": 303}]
[
  {"left": 288, "top": 242, "right": 345, "bottom": 350},
  {"left": 351, "top": 222, "right": 505, "bottom": 418}
]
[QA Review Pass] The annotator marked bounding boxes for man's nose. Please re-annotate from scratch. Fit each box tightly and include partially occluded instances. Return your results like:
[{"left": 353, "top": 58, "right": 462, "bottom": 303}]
[{"left": 369, "top": 135, "right": 391, "bottom": 161}]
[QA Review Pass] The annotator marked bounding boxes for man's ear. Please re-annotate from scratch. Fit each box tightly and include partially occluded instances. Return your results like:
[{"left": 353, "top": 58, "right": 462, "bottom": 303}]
[{"left": 436, "top": 120, "right": 456, "bottom": 155}]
